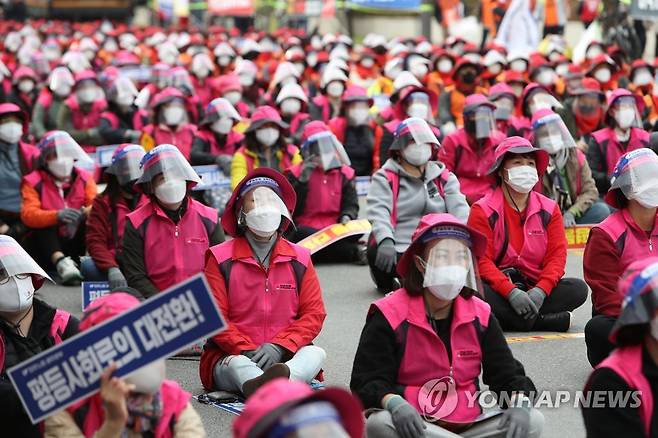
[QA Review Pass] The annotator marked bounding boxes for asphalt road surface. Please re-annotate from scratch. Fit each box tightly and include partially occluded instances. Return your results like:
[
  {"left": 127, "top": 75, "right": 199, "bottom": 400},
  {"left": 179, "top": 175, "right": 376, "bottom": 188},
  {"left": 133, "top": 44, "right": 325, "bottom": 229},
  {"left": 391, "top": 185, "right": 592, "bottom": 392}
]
[{"left": 36, "top": 250, "right": 591, "bottom": 438}]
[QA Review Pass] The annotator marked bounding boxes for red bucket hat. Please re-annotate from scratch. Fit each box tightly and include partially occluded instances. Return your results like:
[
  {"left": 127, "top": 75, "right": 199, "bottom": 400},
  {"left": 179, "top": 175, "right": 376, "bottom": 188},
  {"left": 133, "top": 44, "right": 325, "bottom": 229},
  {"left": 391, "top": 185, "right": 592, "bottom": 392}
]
[
  {"left": 397, "top": 213, "right": 486, "bottom": 277},
  {"left": 233, "top": 378, "right": 364, "bottom": 438},
  {"left": 488, "top": 136, "right": 549, "bottom": 175},
  {"left": 463, "top": 93, "right": 495, "bottom": 114},
  {"left": 488, "top": 82, "right": 516, "bottom": 102},
  {"left": 605, "top": 88, "right": 645, "bottom": 122},
  {"left": 222, "top": 168, "right": 296, "bottom": 237},
  {"left": 300, "top": 120, "right": 330, "bottom": 145},
  {"left": 245, "top": 105, "right": 289, "bottom": 133},
  {"left": 79, "top": 292, "right": 140, "bottom": 331}
]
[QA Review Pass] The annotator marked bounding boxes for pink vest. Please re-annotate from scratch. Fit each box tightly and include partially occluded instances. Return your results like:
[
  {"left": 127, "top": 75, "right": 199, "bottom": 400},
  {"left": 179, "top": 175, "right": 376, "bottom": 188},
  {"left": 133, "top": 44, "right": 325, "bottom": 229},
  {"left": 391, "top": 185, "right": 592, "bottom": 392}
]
[
  {"left": 70, "top": 379, "right": 190, "bottom": 438},
  {"left": 592, "top": 127, "right": 650, "bottom": 177},
  {"left": 143, "top": 124, "right": 197, "bottom": 160},
  {"left": 23, "top": 168, "right": 90, "bottom": 211},
  {"left": 19, "top": 141, "right": 39, "bottom": 174},
  {"left": 374, "top": 290, "right": 491, "bottom": 422},
  {"left": 442, "top": 129, "right": 503, "bottom": 203},
  {"left": 594, "top": 344, "right": 653, "bottom": 437},
  {"left": 476, "top": 188, "right": 556, "bottom": 282},
  {"left": 65, "top": 96, "right": 107, "bottom": 130},
  {"left": 127, "top": 198, "right": 218, "bottom": 292},
  {"left": 208, "top": 238, "right": 310, "bottom": 346},
  {"left": 108, "top": 195, "right": 148, "bottom": 257},
  {"left": 290, "top": 164, "right": 354, "bottom": 229},
  {"left": 595, "top": 209, "right": 658, "bottom": 271},
  {"left": 195, "top": 129, "right": 243, "bottom": 156},
  {"left": 312, "top": 95, "right": 331, "bottom": 122}
]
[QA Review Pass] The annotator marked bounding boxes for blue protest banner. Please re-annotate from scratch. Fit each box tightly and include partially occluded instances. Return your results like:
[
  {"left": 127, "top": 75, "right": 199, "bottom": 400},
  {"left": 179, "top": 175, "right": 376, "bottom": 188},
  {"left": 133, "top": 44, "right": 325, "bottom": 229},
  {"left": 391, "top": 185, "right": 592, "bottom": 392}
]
[
  {"left": 95, "top": 145, "right": 119, "bottom": 168},
  {"left": 347, "top": 0, "right": 422, "bottom": 11},
  {"left": 81, "top": 281, "right": 111, "bottom": 311},
  {"left": 192, "top": 164, "right": 231, "bottom": 191},
  {"left": 9, "top": 273, "right": 225, "bottom": 424}
]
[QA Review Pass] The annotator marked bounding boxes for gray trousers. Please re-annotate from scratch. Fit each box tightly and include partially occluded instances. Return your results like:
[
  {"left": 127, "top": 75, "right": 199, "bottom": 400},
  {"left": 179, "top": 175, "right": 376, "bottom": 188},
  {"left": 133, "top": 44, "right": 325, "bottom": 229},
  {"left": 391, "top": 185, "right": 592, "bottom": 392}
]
[{"left": 366, "top": 408, "right": 544, "bottom": 438}]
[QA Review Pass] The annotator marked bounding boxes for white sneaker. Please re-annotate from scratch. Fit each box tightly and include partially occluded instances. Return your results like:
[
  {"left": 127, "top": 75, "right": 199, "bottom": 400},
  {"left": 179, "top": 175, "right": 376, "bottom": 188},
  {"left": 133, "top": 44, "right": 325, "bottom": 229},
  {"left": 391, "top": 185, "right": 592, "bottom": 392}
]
[{"left": 56, "top": 256, "right": 82, "bottom": 285}]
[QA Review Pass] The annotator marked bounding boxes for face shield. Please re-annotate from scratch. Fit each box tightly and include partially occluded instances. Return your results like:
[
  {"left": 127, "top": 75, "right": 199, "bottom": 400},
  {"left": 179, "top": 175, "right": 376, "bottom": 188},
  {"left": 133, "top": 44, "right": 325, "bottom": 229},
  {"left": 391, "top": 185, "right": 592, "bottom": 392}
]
[
  {"left": 266, "top": 401, "right": 349, "bottom": 438},
  {"left": 112, "top": 76, "right": 139, "bottom": 106},
  {"left": 532, "top": 113, "right": 576, "bottom": 155},
  {"left": 0, "top": 235, "right": 50, "bottom": 285},
  {"left": 612, "top": 96, "right": 642, "bottom": 130},
  {"left": 303, "top": 131, "right": 351, "bottom": 171},
  {"left": 393, "top": 117, "right": 440, "bottom": 150},
  {"left": 106, "top": 145, "right": 146, "bottom": 186},
  {"left": 49, "top": 67, "right": 75, "bottom": 96},
  {"left": 465, "top": 106, "right": 495, "bottom": 140},
  {"left": 492, "top": 96, "right": 515, "bottom": 121},
  {"left": 137, "top": 144, "right": 201, "bottom": 187},
  {"left": 192, "top": 53, "right": 214, "bottom": 78},
  {"left": 405, "top": 92, "right": 432, "bottom": 120},
  {"left": 240, "top": 185, "right": 292, "bottom": 237},
  {"left": 528, "top": 91, "right": 562, "bottom": 114},
  {"left": 44, "top": 131, "right": 94, "bottom": 168},
  {"left": 610, "top": 149, "right": 658, "bottom": 208},
  {"left": 633, "top": 67, "right": 654, "bottom": 87}
]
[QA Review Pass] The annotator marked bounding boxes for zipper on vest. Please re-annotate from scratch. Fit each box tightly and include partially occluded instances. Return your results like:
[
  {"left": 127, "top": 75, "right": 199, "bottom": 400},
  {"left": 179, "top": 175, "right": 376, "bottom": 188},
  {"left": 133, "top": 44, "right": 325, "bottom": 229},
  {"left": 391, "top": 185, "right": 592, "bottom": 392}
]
[
  {"left": 174, "top": 225, "right": 179, "bottom": 237},
  {"left": 650, "top": 238, "right": 654, "bottom": 252}
]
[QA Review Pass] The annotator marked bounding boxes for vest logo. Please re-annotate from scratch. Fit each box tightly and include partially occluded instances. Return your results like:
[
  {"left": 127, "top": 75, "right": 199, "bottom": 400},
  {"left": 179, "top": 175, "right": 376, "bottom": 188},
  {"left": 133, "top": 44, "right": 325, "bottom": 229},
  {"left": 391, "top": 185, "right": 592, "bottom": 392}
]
[
  {"left": 456, "top": 349, "right": 480, "bottom": 359},
  {"left": 527, "top": 229, "right": 545, "bottom": 236},
  {"left": 276, "top": 283, "right": 296, "bottom": 291},
  {"left": 418, "top": 376, "right": 459, "bottom": 421}
]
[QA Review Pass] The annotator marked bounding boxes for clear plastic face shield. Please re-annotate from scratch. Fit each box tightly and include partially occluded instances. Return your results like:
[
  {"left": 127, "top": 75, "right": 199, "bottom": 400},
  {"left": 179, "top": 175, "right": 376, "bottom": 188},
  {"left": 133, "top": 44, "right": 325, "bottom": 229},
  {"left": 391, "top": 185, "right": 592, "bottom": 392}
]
[
  {"left": 239, "top": 185, "right": 292, "bottom": 237},
  {"left": 394, "top": 117, "right": 440, "bottom": 149},
  {"left": 106, "top": 145, "right": 146, "bottom": 186},
  {"left": 405, "top": 92, "right": 432, "bottom": 120},
  {"left": 633, "top": 67, "right": 654, "bottom": 87},
  {"left": 465, "top": 106, "right": 495, "bottom": 140},
  {"left": 611, "top": 148, "right": 658, "bottom": 209},
  {"left": 208, "top": 97, "right": 241, "bottom": 122},
  {"left": 533, "top": 113, "right": 576, "bottom": 155},
  {"left": 492, "top": 95, "right": 515, "bottom": 121},
  {"left": 303, "top": 132, "right": 351, "bottom": 171},
  {"left": 612, "top": 96, "right": 642, "bottom": 130},
  {"left": 0, "top": 235, "right": 50, "bottom": 284},
  {"left": 112, "top": 76, "right": 138, "bottom": 106},
  {"left": 62, "top": 51, "right": 91, "bottom": 73},
  {"left": 266, "top": 401, "right": 349, "bottom": 438},
  {"left": 137, "top": 145, "right": 201, "bottom": 187},
  {"left": 191, "top": 53, "right": 214, "bottom": 78},
  {"left": 528, "top": 91, "right": 562, "bottom": 114},
  {"left": 49, "top": 67, "right": 75, "bottom": 96},
  {"left": 45, "top": 131, "right": 94, "bottom": 168}
]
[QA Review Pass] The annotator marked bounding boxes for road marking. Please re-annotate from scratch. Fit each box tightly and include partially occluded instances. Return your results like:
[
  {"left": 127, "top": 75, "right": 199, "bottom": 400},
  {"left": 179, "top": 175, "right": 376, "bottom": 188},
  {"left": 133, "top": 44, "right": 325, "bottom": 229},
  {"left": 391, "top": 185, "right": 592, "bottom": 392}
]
[{"left": 506, "top": 333, "right": 585, "bottom": 344}]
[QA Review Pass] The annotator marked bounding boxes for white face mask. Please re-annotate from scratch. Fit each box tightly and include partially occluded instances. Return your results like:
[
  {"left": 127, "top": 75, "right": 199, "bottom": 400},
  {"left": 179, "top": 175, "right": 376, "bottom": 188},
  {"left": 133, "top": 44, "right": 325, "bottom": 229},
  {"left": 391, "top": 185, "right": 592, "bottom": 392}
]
[
  {"left": 615, "top": 107, "right": 636, "bottom": 130},
  {"left": 410, "top": 63, "right": 428, "bottom": 79},
  {"left": 0, "top": 275, "right": 34, "bottom": 313},
  {"left": 193, "top": 66, "right": 209, "bottom": 79},
  {"left": 361, "top": 58, "right": 375, "bottom": 68},
  {"left": 115, "top": 94, "right": 134, "bottom": 107},
  {"left": 281, "top": 98, "right": 302, "bottom": 115},
  {"left": 423, "top": 265, "right": 469, "bottom": 301},
  {"left": 18, "top": 80, "right": 34, "bottom": 94},
  {"left": 536, "top": 70, "right": 556, "bottom": 87},
  {"left": 407, "top": 102, "right": 429, "bottom": 119},
  {"left": 633, "top": 184, "right": 658, "bottom": 209},
  {"left": 163, "top": 106, "right": 185, "bottom": 126},
  {"left": 505, "top": 165, "right": 539, "bottom": 193},
  {"left": 218, "top": 56, "right": 232, "bottom": 67},
  {"left": 154, "top": 178, "right": 187, "bottom": 204},
  {"left": 556, "top": 64, "right": 569, "bottom": 77},
  {"left": 77, "top": 87, "right": 97, "bottom": 104},
  {"left": 224, "top": 91, "right": 242, "bottom": 106},
  {"left": 256, "top": 127, "right": 279, "bottom": 147},
  {"left": 510, "top": 60, "right": 527, "bottom": 72},
  {"left": 488, "top": 64, "right": 502, "bottom": 76},
  {"left": 294, "top": 63, "right": 305, "bottom": 76},
  {"left": 0, "top": 121, "right": 23, "bottom": 144},
  {"left": 51, "top": 84, "right": 72, "bottom": 98},
  {"left": 634, "top": 69, "right": 653, "bottom": 87},
  {"left": 245, "top": 206, "right": 282, "bottom": 238},
  {"left": 348, "top": 107, "right": 370, "bottom": 126},
  {"left": 239, "top": 74, "right": 254, "bottom": 87},
  {"left": 212, "top": 117, "right": 233, "bottom": 135},
  {"left": 594, "top": 68, "right": 611, "bottom": 84},
  {"left": 48, "top": 157, "right": 74, "bottom": 179},
  {"left": 125, "top": 360, "right": 166, "bottom": 394},
  {"left": 326, "top": 81, "right": 344, "bottom": 98},
  {"left": 437, "top": 59, "right": 453, "bottom": 73},
  {"left": 540, "top": 134, "right": 564, "bottom": 155},
  {"left": 403, "top": 143, "right": 432, "bottom": 166},
  {"left": 586, "top": 46, "right": 603, "bottom": 59}
]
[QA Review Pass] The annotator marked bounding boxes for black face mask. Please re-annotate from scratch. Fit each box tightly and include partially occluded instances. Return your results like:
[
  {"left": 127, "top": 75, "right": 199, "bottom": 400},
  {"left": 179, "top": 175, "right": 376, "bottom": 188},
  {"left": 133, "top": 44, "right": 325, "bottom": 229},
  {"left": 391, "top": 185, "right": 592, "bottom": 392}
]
[
  {"left": 460, "top": 72, "right": 476, "bottom": 84},
  {"left": 121, "top": 182, "right": 137, "bottom": 196}
]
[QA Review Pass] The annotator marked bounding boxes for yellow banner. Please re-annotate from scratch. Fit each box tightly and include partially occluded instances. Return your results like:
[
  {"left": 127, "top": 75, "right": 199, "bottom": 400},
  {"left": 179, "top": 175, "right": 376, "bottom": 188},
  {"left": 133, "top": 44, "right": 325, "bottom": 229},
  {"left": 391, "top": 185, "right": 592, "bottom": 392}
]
[
  {"left": 564, "top": 225, "right": 593, "bottom": 250},
  {"left": 298, "top": 220, "right": 371, "bottom": 254}
]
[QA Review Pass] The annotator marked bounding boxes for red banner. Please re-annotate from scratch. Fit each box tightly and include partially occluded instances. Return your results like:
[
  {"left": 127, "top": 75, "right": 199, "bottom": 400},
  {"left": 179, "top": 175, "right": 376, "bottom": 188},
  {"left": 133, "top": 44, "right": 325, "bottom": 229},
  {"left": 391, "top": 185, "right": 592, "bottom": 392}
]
[
  {"left": 208, "top": 0, "right": 254, "bottom": 15},
  {"left": 322, "top": 0, "right": 336, "bottom": 17}
]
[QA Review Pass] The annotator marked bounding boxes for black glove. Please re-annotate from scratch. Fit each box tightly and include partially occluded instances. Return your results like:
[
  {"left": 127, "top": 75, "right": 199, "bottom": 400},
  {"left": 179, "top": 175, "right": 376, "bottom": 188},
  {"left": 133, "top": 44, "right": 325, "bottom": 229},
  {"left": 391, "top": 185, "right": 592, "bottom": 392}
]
[
  {"left": 251, "top": 343, "right": 284, "bottom": 370},
  {"left": 527, "top": 287, "right": 546, "bottom": 311},
  {"left": 375, "top": 239, "right": 397, "bottom": 273},
  {"left": 499, "top": 407, "right": 531, "bottom": 438},
  {"left": 57, "top": 208, "right": 82, "bottom": 224},
  {"left": 507, "top": 288, "right": 538, "bottom": 319},
  {"left": 387, "top": 396, "right": 426, "bottom": 438},
  {"left": 107, "top": 267, "right": 128, "bottom": 290},
  {"left": 216, "top": 155, "right": 233, "bottom": 175}
]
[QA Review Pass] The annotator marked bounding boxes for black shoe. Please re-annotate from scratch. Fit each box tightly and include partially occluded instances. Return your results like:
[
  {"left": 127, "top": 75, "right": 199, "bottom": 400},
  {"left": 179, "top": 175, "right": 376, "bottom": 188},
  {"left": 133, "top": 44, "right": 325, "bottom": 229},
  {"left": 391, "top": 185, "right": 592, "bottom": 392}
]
[
  {"left": 242, "top": 363, "right": 290, "bottom": 399},
  {"left": 533, "top": 311, "right": 572, "bottom": 332},
  {"left": 353, "top": 245, "right": 368, "bottom": 265}
]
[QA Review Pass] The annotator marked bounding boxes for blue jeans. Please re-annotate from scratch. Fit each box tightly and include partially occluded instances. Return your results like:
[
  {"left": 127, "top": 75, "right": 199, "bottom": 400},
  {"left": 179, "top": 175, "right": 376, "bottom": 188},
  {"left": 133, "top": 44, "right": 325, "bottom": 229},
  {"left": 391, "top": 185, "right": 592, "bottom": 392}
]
[
  {"left": 577, "top": 201, "right": 611, "bottom": 224},
  {"left": 79, "top": 256, "right": 107, "bottom": 281}
]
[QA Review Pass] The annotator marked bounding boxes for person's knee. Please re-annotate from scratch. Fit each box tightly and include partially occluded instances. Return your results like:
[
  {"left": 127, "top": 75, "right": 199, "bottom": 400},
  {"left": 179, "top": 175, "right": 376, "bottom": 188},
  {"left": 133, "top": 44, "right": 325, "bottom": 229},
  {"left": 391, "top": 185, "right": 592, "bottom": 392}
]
[
  {"left": 559, "top": 278, "right": 589, "bottom": 308},
  {"left": 366, "top": 411, "right": 399, "bottom": 438},
  {"left": 585, "top": 316, "right": 616, "bottom": 366},
  {"left": 527, "top": 408, "right": 545, "bottom": 438},
  {"left": 580, "top": 202, "right": 611, "bottom": 224},
  {"left": 298, "top": 345, "right": 327, "bottom": 365}
]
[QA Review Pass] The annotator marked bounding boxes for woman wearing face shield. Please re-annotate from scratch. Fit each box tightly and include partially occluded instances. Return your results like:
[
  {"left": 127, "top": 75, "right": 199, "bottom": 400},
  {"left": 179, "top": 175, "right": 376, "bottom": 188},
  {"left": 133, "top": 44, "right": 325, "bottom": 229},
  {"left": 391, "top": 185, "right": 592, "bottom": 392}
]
[
  {"left": 328, "top": 85, "right": 383, "bottom": 175},
  {"left": 367, "top": 118, "right": 469, "bottom": 293},
  {"left": 285, "top": 122, "right": 363, "bottom": 264},
  {"left": 0, "top": 236, "right": 78, "bottom": 438},
  {"left": 584, "top": 149, "right": 658, "bottom": 367},
  {"left": 119, "top": 145, "right": 224, "bottom": 299},
  {"left": 190, "top": 98, "right": 244, "bottom": 174},
  {"left": 582, "top": 258, "right": 658, "bottom": 438},
  {"left": 200, "top": 168, "right": 327, "bottom": 399},
  {"left": 21, "top": 131, "right": 97, "bottom": 285},
  {"left": 586, "top": 89, "right": 652, "bottom": 195},
  {"left": 488, "top": 83, "right": 525, "bottom": 137},
  {"left": 99, "top": 76, "right": 149, "bottom": 145},
  {"left": 439, "top": 94, "right": 506, "bottom": 205},
  {"left": 532, "top": 109, "right": 610, "bottom": 225},
  {"left": 56, "top": 70, "right": 108, "bottom": 152},
  {"left": 83, "top": 145, "right": 148, "bottom": 289},
  {"left": 468, "top": 137, "right": 588, "bottom": 331},
  {"left": 351, "top": 213, "right": 543, "bottom": 438},
  {"left": 44, "top": 291, "right": 206, "bottom": 437},
  {"left": 31, "top": 66, "right": 75, "bottom": 140},
  {"left": 141, "top": 87, "right": 198, "bottom": 160},
  {"left": 231, "top": 105, "right": 302, "bottom": 189},
  {"left": 513, "top": 83, "right": 573, "bottom": 140}
]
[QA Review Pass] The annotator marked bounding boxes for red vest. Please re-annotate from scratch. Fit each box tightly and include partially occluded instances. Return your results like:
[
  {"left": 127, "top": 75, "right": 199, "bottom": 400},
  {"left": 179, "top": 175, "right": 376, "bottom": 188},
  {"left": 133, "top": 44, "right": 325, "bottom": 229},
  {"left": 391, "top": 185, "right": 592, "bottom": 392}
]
[
  {"left": 143, "top": 124, "right": 197, "bottom": 160},
  {"left": 23, "top": 168, "right": 90, "bottom": 211},
  {"left": 475, "top": 188, "right": 556, "bottom": 282},
  {"left": 69, "top": 380, "right": 190, "bottom": 438},
  {"left": 592, "top": 127, "right": 650, "bottom": 177},
  {"left": 65, "top": 96, "right": 107, "bottom": 131},
  {"left": 441, "top": 129, "right": 503, "bottom": 203},
  {"left": 19, "top": 141, "right": 39, "bottom": 175},
  {"left": 289, "top": 164, "right": 354, "bottom": 229},
  {"left": 374, "top": 290, "right": 491, "bottom": 422},
  {"left": 195, "top": 129, "right": 243, "bottom": 156},
  {"left": 385, "top": 168, "right": 449, "bottom": 228},
  {"left": 237, "top": 144, "right": 298, "bottom": 174},
  {"left": 127, "top": 198, "right": 218, "bottom": 292},
  {"left": 594, "top": 344, "right": 653, "bottom": 437},
  {"left": 207, "top": 238, "right": 310, "bottom": 347},
  {"left": 100, "top": 109, "right": 147, "bottom": 131}
]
